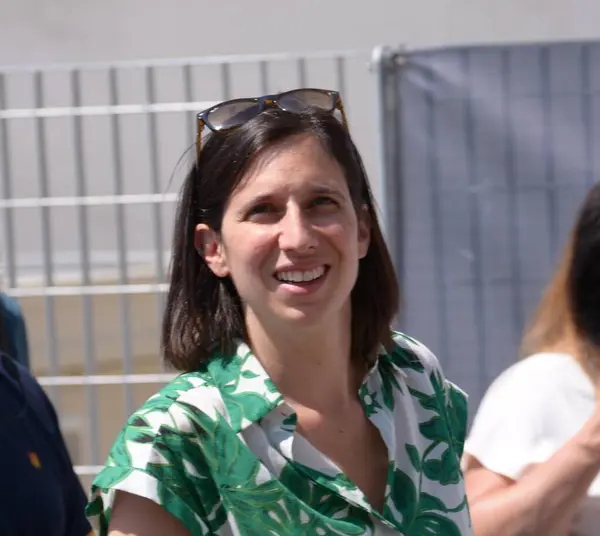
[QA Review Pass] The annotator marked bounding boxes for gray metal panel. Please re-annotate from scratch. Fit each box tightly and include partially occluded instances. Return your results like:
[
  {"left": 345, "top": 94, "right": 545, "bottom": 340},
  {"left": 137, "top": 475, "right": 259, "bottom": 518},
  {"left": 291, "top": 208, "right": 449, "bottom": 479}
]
[{"left": 392, "top": 41, "right": 600, "bottom": 415}]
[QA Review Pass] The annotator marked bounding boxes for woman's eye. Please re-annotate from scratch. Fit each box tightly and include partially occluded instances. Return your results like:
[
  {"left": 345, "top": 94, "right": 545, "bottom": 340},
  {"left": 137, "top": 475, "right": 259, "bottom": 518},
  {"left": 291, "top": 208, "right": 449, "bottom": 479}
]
[
  {"left": 246, "top": 203, "right": 279, "bottom": 220},
  {"left": 310, "top": 196, "right": 337, "bottom": 208},
  {"left": 250, "top": 203, "right": 274, "bottom": 214}
]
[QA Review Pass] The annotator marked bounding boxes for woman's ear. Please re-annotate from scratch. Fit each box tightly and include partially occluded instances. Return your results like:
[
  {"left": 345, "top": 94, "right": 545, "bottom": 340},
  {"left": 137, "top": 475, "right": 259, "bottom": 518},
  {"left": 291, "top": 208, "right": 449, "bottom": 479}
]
[
  {"left": 194, "top": 224, "right": 229, "bottom": 277},
  {"left": 357, "top": 204, "right": 371, "bottom": 259}
]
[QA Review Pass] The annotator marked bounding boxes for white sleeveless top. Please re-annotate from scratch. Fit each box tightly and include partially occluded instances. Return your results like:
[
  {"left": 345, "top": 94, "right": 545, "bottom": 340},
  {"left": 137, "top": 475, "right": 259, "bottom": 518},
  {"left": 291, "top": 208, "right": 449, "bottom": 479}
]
[{"left": 463, "top": 353, "right": 600, "bottom": 536}]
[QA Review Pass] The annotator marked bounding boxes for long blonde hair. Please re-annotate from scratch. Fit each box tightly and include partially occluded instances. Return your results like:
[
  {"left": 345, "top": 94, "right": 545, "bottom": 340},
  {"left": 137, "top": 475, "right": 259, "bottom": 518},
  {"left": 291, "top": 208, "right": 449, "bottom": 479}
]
[
  {"left": 519, "top": 230, "right": 577, "bottom": 358},
  {"left": 520, "top": 183, "right": 600, "bottom": 379}
]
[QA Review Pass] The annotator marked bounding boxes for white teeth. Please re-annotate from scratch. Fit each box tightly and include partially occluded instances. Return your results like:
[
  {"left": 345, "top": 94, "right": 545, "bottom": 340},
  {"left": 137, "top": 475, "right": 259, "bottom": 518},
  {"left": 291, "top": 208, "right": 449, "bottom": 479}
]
[{"left": 276, "top": 266, "right": 326, "bottom": 283}]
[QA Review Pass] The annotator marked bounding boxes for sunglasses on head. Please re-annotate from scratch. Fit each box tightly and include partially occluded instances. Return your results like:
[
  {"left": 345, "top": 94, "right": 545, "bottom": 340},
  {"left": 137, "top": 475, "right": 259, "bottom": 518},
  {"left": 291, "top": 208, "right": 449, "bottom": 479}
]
[{"left": 196, "top": 88, "right": 347, "bottom": 161}]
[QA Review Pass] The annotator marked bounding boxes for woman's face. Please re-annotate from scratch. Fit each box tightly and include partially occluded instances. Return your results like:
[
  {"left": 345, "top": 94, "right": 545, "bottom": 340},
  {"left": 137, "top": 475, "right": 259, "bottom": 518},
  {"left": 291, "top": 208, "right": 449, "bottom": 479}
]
[{"left": 196, "top": 134, "right": 370, "bottom": 332}]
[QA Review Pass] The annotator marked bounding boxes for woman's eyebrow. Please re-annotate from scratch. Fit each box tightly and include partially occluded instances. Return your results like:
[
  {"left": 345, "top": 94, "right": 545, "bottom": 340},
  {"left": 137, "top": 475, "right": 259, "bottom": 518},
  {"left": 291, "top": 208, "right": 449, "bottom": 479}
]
[
  {"left": 243, "top": 193, "right": 273, "bottom": 206},
  {"left": 309, "top": 185, "right": 345, "bottom": 198}
]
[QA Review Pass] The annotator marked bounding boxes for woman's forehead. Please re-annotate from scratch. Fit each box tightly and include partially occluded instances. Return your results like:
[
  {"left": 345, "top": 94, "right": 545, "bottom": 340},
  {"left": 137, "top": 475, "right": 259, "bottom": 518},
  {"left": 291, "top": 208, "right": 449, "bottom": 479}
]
[{"left": 230, "top": 136, "right": 347, "bottom": 199}]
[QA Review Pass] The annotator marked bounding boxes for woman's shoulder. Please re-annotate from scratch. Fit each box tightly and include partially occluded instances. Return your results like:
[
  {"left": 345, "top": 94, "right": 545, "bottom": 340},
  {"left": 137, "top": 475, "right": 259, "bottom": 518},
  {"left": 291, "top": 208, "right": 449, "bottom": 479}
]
[
  {"left": 465, "top": 352, "right": 590, "bottom": 478},
  {"left": 89, "top": 368, "right": 229, "bottom": 536},
  {"left": 0, "top": 292, "right": 24, "bottom": 317},
  {"left": 487, "top": 352, "right": 585, "bottom": 395},
  {"left": 91, "top": 370, "right": 226, "bottom": 497},
  {"left": 123, "top": 368, "right": 227, "bottom": 433},
  {"left": 384, "top": 331, "right": 467, "bottom": 411},
  {"left": 507, "top": 351, "right": 578, "bottom": 371},
  {"left": 384, "top": 331, "right": 469, "bottom": 456},
  {"left": 0, "top": 354, "right": 56, "bottom": 429},
  {"left": 469, "top": 352, "right": 589, "bottom": 435},
  {"left": 386, "top": 330, "right": 451, "bottom": 379}
]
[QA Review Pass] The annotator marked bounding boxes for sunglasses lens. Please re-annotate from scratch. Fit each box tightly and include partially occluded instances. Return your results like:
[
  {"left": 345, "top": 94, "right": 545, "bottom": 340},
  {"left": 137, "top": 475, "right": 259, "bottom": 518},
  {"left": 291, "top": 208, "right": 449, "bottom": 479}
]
[
  {"left": 278, "top": 89, "right": 335, "bottom": 113},
  {"left": 207, "top": 100, "right": 260, "bottom": 130}
]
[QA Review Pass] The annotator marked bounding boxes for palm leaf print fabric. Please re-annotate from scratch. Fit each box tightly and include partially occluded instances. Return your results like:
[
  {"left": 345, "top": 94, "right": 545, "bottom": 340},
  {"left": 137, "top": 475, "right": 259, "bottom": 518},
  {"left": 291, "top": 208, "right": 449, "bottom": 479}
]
[{"left": 87, "top": 332, "right": 472, "bottom": 535}]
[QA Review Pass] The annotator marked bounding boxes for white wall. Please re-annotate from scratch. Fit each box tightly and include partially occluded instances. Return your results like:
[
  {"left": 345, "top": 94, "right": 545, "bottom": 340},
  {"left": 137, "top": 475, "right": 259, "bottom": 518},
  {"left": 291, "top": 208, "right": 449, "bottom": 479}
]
[{"left": 1, "top": 0, "right": 600, "bottom": 65}]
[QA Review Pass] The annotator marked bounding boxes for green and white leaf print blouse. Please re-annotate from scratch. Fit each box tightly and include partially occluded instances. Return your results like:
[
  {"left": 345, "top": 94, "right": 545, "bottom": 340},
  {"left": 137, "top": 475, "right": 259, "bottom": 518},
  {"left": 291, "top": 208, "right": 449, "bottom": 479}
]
[{"left": 87, "top": 332, "right": 472, "bottom": 535}]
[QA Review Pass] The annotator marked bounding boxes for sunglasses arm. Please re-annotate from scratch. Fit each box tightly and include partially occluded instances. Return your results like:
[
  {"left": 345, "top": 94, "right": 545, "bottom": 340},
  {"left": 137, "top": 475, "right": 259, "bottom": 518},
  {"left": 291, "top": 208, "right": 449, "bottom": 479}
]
[
  {"left": 196, "top": 118, "right": 204, "bottom": 163},
  {"left": 337, "top": 97, "right": 349, "bottom": 129}
]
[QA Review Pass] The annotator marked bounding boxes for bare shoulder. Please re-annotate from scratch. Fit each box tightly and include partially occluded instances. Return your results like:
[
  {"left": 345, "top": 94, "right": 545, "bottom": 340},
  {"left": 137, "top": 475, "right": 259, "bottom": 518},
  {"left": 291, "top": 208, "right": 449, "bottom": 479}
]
[{"left": 108, "top": 491, "right": 192, "bottom": 536}]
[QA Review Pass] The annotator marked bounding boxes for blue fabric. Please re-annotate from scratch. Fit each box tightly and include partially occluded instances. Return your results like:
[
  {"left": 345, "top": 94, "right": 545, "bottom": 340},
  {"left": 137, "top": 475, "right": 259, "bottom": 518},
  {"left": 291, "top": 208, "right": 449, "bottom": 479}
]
[
  {"left": 0, "top": 293, "right": 30, "bottom": 369},
  {"left": 0, "top": 354, "right": 92, "bottom": 536}
]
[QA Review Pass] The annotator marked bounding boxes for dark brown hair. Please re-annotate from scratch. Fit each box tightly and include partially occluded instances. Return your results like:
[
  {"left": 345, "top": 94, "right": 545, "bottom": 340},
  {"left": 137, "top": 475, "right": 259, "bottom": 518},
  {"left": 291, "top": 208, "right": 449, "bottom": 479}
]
[
  {"left": 520, "top": 183, "right": 600, "bottom": 375},
  {"left": 162, "top": 108, "right": 399, "bottom": 372}
]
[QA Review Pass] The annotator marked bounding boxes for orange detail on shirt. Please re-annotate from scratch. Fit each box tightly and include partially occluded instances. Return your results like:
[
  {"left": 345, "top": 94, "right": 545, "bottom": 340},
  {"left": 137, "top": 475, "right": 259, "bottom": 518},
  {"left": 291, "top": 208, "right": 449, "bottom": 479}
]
[{"left": 28, "top": 451, "right": 41, "bottom": 469}]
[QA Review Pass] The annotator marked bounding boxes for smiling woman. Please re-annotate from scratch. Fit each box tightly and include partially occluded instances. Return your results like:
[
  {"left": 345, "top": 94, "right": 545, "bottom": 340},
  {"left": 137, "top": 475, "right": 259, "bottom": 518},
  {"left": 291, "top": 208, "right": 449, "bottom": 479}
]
[
  {"left": 86, "top": 89, "right": 473, "bottom": 536},
  {"left": 196, "top": 134, "right": 371, "bottom": 333}
]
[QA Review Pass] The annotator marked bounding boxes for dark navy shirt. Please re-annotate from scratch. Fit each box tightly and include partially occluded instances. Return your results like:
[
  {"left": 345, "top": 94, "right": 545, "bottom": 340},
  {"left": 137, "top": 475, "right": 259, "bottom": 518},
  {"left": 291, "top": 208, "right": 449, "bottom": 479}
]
[{"left": 0, "top": 353, "right": 92, "bottom": 536}]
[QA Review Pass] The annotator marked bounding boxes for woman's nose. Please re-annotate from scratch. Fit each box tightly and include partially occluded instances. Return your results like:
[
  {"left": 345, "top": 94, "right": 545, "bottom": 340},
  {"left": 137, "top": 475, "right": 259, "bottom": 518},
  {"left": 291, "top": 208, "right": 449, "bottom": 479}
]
[{"left": 277, "top": 207, "right": 318, "bottom": 252}]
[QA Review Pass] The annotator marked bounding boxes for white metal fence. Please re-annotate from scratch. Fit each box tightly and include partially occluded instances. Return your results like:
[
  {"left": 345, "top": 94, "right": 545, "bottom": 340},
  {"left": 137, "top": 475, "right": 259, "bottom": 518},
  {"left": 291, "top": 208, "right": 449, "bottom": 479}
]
[{"left": 0, "top": 49, "right": 381, "bottom": 477}]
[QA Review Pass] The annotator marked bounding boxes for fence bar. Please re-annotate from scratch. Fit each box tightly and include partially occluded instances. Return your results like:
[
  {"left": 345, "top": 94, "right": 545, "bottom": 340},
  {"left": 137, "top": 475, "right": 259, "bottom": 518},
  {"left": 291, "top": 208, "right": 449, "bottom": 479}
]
[
  {"left": 0, "top": 192, "right": 178, "bottom": 209},
  {"left": 6, "top": 283, "right": 169, "bottom": 298},
  {"left": 0, "top": 100, "right": 218, "bottom": 120},
  {"left": 335, "top": 56, "right": 346, "bottom": 98},
  {"left": 183, "top": 64, "right": 195, "bottom": 141},
  {"left": 0, "top": 74, "right": 17, "bottom": 287},
  {"left": 34, "top": 71, "right": 61, "bottom": 408},
  {"left": 462, "top": 53, "right": 487, "bottom": 397},
  {"left": 502, "top": 50, "right": 525, "bottom": 343},
  {"left": 38, "top": 373, "right": 176, "bottom": 386},
  {"left": 0, "top": 49, "right": 362, "bottom": 75},
  {"left": 74, "top": 465, "right": 104, "bottom": 476},
  {"left": 71, "top": 68, "right": 100, "bottom": 465},
  {"left": 297, "top": 58, "right": 307, "bottom": 87},
  {"left": 108, "top": 67, "right": 135, "bottom": 418},
  {"left": 221, "top": 63, "right": 231, "bottom": 101},
  {"left": 259, "top": 61, "right": 269, "bottom": 94},
  {"left": 144, "top": 66, "right": 166, "bottom": 329}
]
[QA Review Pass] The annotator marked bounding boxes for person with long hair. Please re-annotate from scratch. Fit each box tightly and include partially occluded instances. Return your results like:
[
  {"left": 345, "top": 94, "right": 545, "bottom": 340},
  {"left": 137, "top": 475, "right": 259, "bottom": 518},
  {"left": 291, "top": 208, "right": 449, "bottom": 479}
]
[
  {"left": 86, "top": 89, "right": 471, "bottom": 535},
  {"left": 462, "top": 182, "right": 600, "bottom": 536}
]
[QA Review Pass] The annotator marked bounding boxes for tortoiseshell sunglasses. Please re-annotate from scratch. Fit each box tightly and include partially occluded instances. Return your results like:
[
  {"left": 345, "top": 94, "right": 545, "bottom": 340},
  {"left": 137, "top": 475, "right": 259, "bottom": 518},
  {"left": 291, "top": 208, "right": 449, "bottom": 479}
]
[{"left": 196, "top": 88, "right": 347, "bottom": 160}]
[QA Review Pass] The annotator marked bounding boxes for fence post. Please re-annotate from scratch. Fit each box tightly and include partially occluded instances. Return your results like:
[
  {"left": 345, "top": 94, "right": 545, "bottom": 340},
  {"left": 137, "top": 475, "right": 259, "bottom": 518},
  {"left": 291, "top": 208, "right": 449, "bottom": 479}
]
[{"left": 372, "top": 45, "right": 405, "bottom": 328}]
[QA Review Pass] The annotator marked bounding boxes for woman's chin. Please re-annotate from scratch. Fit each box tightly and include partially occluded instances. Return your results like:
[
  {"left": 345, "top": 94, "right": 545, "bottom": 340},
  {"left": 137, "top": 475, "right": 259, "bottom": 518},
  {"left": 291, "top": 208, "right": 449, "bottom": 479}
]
[
  {"left": 276, "top": 305, "right": 325, "bottom": 326},
  {"left": 271, "top": 300, "right": 349, "bottom": 331}
]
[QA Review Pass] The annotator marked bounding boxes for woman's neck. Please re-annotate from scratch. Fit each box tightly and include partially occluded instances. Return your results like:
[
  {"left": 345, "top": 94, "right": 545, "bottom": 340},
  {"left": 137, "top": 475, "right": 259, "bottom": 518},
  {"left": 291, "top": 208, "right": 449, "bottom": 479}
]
[{"left": 245, "top": 309, "right": 361, "bottom": 412}]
